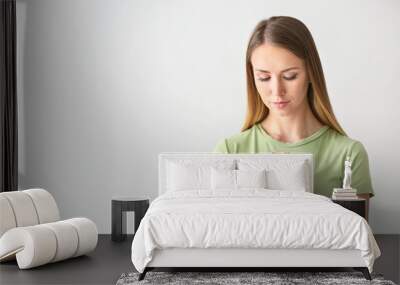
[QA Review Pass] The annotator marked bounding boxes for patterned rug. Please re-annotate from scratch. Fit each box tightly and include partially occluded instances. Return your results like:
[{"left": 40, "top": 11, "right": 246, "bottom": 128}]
[{"left": 116, "top": 271, "right": 397, "bottom": 285}]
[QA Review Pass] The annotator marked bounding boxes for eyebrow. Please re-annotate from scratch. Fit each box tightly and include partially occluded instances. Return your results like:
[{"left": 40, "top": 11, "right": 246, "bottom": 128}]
[{"left": 255, "top": 67, "right": 300, "bottom": 73}]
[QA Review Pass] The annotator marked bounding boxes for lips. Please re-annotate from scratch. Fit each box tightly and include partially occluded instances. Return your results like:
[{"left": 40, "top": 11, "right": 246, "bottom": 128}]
[{"left": 273, "top": 101, "right": 289, "bottom": 108}]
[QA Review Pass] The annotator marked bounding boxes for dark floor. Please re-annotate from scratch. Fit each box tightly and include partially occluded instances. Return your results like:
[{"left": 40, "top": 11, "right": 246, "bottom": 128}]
[
  {"left": 0, "top": 234, "right": 399, "bottom": 285},
  {"left": 0, "top": 235, "right": 134, "bottom": 285}
]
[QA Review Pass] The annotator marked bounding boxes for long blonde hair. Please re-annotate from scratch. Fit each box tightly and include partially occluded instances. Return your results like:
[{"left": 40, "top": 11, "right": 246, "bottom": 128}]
[{"left": 242, "top": 16, "right": 346, "bottom": 136}]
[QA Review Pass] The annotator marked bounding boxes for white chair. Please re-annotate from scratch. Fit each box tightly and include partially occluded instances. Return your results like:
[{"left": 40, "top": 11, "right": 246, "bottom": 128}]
[{"left": 0, "top": 188, "right": 98, "bottom": 269}]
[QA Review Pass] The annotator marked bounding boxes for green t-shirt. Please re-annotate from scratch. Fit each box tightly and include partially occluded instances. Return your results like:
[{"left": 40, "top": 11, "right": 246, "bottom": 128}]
[{"left": 213, "top": 123, "right": 374, "bottom": 198}]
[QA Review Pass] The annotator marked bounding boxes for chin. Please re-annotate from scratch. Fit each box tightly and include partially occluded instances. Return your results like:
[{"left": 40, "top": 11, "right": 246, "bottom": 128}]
[{"left": 270, "top": 107, "right": 292, "bottom": 116}]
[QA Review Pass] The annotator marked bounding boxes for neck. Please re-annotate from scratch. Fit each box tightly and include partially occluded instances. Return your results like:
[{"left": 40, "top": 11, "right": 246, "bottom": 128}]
[{"left": 261, "top": 103, "right": 324, "bottom": 143}]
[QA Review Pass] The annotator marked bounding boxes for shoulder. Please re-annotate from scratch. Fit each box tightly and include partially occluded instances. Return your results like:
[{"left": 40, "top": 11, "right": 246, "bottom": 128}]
[
  {"left": 213, "top": 125, "right": 257, "bottom": 153},
  {"left": 324, "top": 129, "right": 374, "bottom": 196},
  {"left": 323, "top": 128, "right": 368, "bottom": 156},
  {"left": 226, "top": 126, "right": 256, "bottom": 145}
]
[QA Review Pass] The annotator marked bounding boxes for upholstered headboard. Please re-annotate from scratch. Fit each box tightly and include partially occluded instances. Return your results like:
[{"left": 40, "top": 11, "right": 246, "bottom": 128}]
[{"left": 158, "top": 152, "right": 314, "bottom": 196}]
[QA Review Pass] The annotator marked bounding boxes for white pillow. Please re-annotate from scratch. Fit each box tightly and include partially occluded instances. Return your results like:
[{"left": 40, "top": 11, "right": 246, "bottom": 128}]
[
  {"left": 210, "top": 168, "right": 236, "bottom": 189},
  {"left": 211, "top": 168, "right": 267, "bottom": 190},
  {"left": 237, "top": 159, "right": 310, "bottom": 192},
  {"left": 167, "top": 159, "right": 235, "bottom": 191},
  {"left": 267, "top": 161, "right": 308, "bottom": 191},
  {"left": 237, "top": 169, "right": 267, "bottom": 188}
]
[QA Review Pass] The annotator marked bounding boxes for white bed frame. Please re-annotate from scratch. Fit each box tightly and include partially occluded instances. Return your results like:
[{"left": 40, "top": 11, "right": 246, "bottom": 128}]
[{"left": 139, "top": 153, "right": 371, "bottom": 280}]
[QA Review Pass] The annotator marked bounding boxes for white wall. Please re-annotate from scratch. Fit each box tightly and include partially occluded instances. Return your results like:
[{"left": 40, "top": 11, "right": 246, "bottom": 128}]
[{"left": 16, "top": 0, "right": 400, "bottom": 234}]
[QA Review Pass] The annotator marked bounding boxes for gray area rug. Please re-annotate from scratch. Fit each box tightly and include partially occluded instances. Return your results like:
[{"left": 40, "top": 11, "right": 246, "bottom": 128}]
[{"left": 116, "top": 271, "right": 397, "bottom": 285}]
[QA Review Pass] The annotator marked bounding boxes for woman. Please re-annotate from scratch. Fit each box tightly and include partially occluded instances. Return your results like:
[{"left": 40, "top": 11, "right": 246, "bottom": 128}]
[{"left": 213, "top": 16, "right": 374, "bottom": 218}]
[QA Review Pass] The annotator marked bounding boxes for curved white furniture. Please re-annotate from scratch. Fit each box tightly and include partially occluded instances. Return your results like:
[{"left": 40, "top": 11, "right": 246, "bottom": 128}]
[{"left": 0, "top": 188, "right": 98, "bottom": 269}]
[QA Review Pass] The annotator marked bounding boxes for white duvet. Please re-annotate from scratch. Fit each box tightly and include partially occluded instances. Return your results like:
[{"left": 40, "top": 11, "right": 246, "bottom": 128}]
[{"left": 131, "top": 189, "right": 381, "bottom": 273}]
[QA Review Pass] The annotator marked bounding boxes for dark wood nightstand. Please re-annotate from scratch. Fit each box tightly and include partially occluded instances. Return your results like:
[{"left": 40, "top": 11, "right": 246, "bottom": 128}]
[
  {"left": 111, "top": 197, "right": 150, "bottom": 242},
  {"left": 332, "top": 198, "right": 367, "bottom": 219}
]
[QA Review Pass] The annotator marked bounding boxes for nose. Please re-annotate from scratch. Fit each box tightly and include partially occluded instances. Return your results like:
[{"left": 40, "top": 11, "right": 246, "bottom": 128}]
[{"left": 271, "top": 77, "right": 285, "bottom": 97}]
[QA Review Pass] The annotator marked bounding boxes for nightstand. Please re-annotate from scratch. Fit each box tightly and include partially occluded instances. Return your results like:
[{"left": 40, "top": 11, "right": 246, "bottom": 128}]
[
  {"left": 111, "top": 197, "right": 150, "bottom": 242},
  {"left": 332, "top": 198, "right": 367, "bottom": 219}
]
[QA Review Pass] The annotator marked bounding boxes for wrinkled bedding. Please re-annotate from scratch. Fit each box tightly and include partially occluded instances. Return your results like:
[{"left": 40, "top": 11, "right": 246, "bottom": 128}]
[{"left": 131, "top": 189, "right": 380, "bottom": 273}]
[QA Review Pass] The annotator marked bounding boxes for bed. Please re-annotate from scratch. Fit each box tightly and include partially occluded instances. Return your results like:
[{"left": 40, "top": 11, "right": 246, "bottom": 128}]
[{"left": 131, "top": 152, "right": 381, "bottom": 281}]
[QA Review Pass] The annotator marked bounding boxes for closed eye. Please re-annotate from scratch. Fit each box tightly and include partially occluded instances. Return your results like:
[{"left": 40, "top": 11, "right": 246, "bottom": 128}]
[{"left": 258, "top": 75, "right": 297, "bottom": 82}]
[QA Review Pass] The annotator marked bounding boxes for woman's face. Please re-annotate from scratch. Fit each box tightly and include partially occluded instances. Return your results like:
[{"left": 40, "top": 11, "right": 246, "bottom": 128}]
[{"left": 251, "top": 42, "right": 310, "bottom": 116}]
